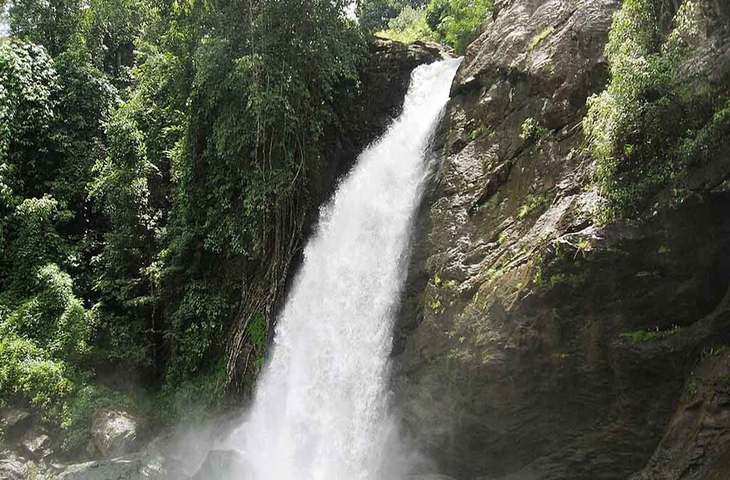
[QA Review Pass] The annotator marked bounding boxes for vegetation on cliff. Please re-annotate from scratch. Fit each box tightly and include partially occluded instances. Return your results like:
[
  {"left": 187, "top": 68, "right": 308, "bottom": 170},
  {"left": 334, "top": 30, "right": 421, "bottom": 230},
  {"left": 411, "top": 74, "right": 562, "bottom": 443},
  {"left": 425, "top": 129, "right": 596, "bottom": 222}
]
[
  {"left": 358, "top": 0, "right": 493, "bottom": 53},
  {"left": 584, "top": 0, "right": 730, "bottom": 220}
]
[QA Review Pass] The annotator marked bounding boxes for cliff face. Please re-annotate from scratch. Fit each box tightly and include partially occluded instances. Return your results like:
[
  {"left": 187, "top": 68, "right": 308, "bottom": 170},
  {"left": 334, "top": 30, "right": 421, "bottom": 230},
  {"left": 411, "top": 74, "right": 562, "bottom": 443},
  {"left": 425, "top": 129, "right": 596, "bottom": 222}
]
[{"left": 395, "top": 1, "right": 730, "bottom": 479}]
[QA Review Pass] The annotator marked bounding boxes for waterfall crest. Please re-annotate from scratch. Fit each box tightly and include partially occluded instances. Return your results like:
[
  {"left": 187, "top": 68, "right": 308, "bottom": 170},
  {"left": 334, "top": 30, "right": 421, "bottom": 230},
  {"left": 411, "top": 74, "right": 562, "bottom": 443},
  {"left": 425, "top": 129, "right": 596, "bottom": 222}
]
[{"left": 227, "top": 58, "right": 462, "bottom": 480}]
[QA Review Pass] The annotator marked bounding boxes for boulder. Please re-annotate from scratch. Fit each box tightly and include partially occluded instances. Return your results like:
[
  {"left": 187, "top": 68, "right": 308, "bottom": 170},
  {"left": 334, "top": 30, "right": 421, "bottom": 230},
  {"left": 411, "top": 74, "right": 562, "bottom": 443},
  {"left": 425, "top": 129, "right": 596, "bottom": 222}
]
[
  {"left": 91, "top": 409, "right": 140, "bottom": 458},
  {"left": 0, "top": 408, "right": 31, "bottom": 431},
  {"left": 53, "top": 432, "right": 194, "bottom": 480},
  {"left": 56, "top": 455, "right": 151, "bottom": 480},
  {"left": 0, "top": 451, "right": 29, "bottom": 480},
  {"left": 20, "top": 427, "right": 51, "bottom": 459}
]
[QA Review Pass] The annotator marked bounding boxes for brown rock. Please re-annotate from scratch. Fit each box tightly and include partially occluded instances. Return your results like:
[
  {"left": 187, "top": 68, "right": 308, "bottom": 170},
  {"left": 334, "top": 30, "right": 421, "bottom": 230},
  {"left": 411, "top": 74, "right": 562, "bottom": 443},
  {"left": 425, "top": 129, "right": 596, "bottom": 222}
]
[
  {"left": 0, "top": 408, "right": 31, "bottom": 430},
  {"left": 91, "top": 410, "right": 140, "bottom": 458},
  {"left": 20, "top": 428, "right": 51, "bottom": 459},
  {"left": 394, "top": 0, "right": 730, "bottom": 479},
  {"left": 0, "top": 451, "right": 29, "bottom": 480}
]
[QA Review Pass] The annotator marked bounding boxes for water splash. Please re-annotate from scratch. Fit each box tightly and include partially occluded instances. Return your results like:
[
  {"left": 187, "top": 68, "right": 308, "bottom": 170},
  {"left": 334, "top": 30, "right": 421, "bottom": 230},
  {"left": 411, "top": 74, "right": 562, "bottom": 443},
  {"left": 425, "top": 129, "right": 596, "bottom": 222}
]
[{"left": 227, "top": 58, "right": 462, "bottom": 480}]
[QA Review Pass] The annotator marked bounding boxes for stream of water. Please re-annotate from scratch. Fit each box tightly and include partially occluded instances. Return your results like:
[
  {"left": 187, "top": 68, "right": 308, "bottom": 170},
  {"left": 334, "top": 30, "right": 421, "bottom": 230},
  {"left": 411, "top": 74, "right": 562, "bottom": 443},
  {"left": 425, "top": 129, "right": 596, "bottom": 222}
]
[{"left": 226, "top": 57, "right": 462, "bottom": 480}]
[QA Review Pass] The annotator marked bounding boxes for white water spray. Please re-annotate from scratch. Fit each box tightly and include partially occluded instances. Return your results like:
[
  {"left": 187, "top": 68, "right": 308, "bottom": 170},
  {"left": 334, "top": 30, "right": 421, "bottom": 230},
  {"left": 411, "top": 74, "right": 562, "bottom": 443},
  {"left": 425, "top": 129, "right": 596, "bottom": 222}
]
[{"left": 227, "top": 58, "right": 461, "bottom": 480}]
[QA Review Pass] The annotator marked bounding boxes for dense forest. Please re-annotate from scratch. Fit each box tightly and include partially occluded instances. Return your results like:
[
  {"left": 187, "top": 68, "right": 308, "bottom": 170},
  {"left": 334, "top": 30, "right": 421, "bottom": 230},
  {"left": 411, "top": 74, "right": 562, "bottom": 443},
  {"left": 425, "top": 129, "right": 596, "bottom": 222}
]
[{"left": 0, "top": 0, "right": 493, "bottom": 455}]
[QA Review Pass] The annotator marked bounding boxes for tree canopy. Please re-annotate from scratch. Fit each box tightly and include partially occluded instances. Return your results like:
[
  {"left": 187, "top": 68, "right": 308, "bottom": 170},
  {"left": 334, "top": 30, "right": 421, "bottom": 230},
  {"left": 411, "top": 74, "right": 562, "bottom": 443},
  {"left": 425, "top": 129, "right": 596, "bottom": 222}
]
[{"left": 0, "top": 0, "right": 366, "bottom": 449}]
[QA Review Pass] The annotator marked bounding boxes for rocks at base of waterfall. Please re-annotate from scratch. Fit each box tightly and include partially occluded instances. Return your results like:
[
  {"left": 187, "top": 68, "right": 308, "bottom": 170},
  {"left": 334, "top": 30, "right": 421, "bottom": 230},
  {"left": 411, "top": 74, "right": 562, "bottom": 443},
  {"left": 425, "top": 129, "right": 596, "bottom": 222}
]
[
  {"left": 20, "top": 427, "right": 52, "bottom": 459},
  {"left": 52, "top": 449, "right": 248, "bottom": 480},
  {"left": 55, "top": 454, "right": 162, "bottom": 480},
  {"left": 53, "top": 436, "right": 192, "bottom": 480},
  {"left": 91, "top": 409, "right": 141, "bottom": 458},
  {"left": 0, "top": 451, "right": 30, "bottom": 480},
  {"left": 191, "top": 449, "right": 249, "bottom": 480}
]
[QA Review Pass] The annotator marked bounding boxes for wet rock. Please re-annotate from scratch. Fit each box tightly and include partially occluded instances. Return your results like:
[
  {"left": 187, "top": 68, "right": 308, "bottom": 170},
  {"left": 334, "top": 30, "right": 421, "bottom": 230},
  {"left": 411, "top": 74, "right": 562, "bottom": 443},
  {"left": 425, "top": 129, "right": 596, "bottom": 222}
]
[
  {"left": 631, "top": 350, "right": 730, "bottom": 480},
  {"left": 91, "top": 409, "right": 140, "bottom": 457},
  {"left": 54, "top": 437, "right": 191, "bottom": 480},
  {"left": 56, "top": 455, "right": 152, "bottom": 480}
]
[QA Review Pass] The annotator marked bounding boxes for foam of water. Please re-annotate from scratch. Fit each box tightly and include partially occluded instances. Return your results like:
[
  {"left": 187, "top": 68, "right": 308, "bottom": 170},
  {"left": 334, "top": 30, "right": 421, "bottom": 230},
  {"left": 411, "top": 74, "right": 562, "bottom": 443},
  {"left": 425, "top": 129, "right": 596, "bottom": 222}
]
[{"left": 226, "top": 58, "right": 462, "bottom": 480}]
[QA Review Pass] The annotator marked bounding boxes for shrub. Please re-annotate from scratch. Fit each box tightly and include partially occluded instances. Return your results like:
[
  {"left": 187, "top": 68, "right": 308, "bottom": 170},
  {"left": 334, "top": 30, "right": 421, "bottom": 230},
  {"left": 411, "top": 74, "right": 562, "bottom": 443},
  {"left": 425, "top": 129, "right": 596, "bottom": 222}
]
[
  {"left": 358, "top": 0, "right": 427, "bottom": 32},
  {"left": 0, "top": 334, "right": 74, "bottom": 419},
  {"left": 520, "top": 117, "right": 548, "bottom": 143},
  {"left": 425, "top": 0, "right": 493, "bottom": 53},
  {"left": 156, "top": 360, "right": 227, "bottom": 424},
  {"left": 377, "top": 5, "right": 437, "bottom": 44},
  {"left": 2, "top": 264, "right": 92, "bottom": 360}
]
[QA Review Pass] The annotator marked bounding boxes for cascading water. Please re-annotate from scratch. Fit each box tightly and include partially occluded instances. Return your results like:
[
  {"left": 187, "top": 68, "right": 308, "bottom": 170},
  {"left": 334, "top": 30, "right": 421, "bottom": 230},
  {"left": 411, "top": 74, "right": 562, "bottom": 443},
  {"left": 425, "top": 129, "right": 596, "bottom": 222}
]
[{"left": 226, "top": 58, "right": 462, "bottom": 480}]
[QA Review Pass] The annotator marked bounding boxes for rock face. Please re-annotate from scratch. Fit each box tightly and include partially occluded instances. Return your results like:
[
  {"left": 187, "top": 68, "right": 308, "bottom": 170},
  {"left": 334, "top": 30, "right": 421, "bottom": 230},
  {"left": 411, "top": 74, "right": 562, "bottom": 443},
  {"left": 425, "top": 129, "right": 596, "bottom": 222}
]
[
  {"left": 48, "top": 430, "right": 201, "bottom": 479},
  {"left": 395, "top": 0, "right": 730, "bottom": 479},
  {"left": 91, "top": 409, "right": 141, "bottom": 457}
]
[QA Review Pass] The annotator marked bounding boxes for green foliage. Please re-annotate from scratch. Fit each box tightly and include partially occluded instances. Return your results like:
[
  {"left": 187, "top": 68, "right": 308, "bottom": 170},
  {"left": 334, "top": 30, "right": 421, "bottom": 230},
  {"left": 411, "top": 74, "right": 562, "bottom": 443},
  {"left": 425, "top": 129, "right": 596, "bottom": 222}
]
[
  {"left": 79, "top": 0, "right": 152, "bottom": 83},
  {"left": 367, "top": 0, "right": 492, "bottom": 52},
  {"left": 357, "top": 0, "right": 428, "bottom": 32},
  {"left": 425, "top": 0, "right": 493, "bottom": 53},
  {"left": 163, "top": 283, "right": 230, "bottom": 386},
  {"left": 469, "top": 123, "right": 491, "bottom": 141},
  {"left": 0, "top": 41, "right": 59, "bottom": 198},
  {"left": 517, "top": 192, "right": 550, "bottom": 220},
  {"left": 9, "top": 0, "right": 82, "bottom": 56},
  {"left": 247, "top": 313, "right": 268, "bottom": 370},
  {"left": 584, "top": 0, "right": 728, "bottom": 220},
  {"left": 621, "top": 325, "right": 681, "bottom": 343},
  {"left": 1, "top": 6, "right": 160, "bottom": 445},
  {"left": 0, "top": 334, "right": 73, "bottom": 415},
  {"left": 0, "top": 0, "right": 409, "bottom": 449},
  {"left": 2, "top": 264, "right": 92, "bottom": 360},
  {"left": 520, "top": 117, "right": 548, "bottom": 144},
  {"left": 156, "top": 360, "right": 227, "bottom": 424},
  {"left": 377, "top": 5, "right": 437, "bottom": 44}
]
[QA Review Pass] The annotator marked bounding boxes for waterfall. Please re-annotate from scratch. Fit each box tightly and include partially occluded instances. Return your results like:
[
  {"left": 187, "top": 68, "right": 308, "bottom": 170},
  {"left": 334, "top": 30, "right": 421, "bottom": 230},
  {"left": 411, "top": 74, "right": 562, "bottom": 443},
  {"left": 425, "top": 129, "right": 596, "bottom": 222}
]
[{"left": 226, "top": 58, "right": 462, "bottom": 480}]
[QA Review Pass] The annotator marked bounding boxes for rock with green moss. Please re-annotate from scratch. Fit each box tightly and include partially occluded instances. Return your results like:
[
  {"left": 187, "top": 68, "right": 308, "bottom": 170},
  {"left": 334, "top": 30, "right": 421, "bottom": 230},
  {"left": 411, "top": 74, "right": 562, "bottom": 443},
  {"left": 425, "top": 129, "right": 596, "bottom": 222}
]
[{"left": 394, "top": 0, "right": 730, "bottom": 478}]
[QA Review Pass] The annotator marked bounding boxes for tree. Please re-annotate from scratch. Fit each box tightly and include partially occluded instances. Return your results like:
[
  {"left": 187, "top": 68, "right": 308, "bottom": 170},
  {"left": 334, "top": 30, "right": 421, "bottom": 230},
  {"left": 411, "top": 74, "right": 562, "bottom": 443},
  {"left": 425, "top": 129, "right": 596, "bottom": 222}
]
[
  {"left": 357, "top": 0, "right": 428, "bottom": 31},
  {"left": 426, "top": 0, "right": 493, "bottom": 53},
  {"left": 9, "top": 0, "right": 82, "bottom": 56}
]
